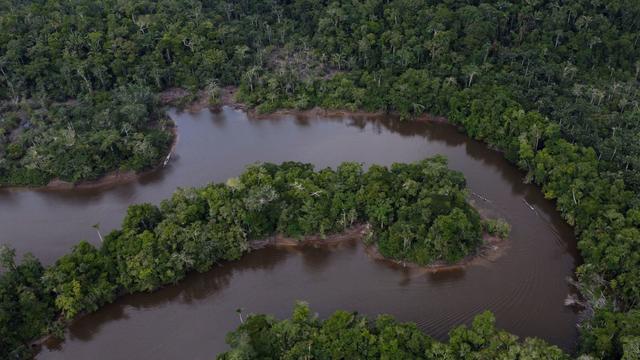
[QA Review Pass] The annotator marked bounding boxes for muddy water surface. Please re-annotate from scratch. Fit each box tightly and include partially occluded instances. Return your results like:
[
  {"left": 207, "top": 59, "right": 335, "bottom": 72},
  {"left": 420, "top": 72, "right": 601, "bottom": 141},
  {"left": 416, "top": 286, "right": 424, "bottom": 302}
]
[{"left": 0, "top": 107, "right": 579, "bottom": 358}]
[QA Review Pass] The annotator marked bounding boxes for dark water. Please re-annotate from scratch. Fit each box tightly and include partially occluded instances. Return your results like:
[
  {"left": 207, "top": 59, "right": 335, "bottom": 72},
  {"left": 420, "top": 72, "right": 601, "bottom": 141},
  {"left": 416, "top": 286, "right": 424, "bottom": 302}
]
[{"left": 0, "top": 107, "right": 579, "bottom": 358}]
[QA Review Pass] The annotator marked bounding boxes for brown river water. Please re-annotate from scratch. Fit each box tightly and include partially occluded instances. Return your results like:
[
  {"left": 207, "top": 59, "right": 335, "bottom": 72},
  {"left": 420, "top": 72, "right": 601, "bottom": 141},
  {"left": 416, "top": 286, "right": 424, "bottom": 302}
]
[{"left": 0, "top": 107, "right": 579, "bottom": 358}]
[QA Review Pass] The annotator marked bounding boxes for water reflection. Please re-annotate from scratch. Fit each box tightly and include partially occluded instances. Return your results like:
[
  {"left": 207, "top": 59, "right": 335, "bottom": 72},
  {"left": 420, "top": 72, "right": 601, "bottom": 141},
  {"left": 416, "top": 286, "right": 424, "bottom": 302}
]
[{"left": 0, "top": 107, "right": 580, "bottom": 358}]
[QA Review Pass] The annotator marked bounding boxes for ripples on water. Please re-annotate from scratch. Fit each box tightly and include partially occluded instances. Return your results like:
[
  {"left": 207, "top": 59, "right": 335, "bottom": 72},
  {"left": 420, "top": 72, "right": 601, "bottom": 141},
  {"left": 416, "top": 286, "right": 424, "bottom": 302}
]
[{"left": 0, "top": 107, "right": 579, "bottom": 358}]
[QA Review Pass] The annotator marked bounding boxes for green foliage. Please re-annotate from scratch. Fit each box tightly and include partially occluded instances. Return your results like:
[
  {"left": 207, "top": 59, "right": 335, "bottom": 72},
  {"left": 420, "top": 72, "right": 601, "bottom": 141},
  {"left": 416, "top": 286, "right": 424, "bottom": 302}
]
[
  {"left": 428, "top": 208, "right": 482, "bottom": 263},
  {"left": 442, "top": 311, "right": 569, "bottom": 359},
  {"left": 482, "top": 219, "right": 511, "bottom": 240},
  {"left": 359, "top": 157, "right": 482, "bottom": 265},
  {"left": 43, "top": 241, "right": 116, "bottom": 318},
  {"left": 2, "top": 0, "right": 640, "bottom": 357},
  {"left": 218, "top": 303, "right": 568, "bottom": 359},
  {"left": 3, "top": 0, "right": 639, "bottom": 188},
  {"left": 0, "top": 87, "right": 173, "bottom": 186},
  {"left": 579, "top": 309, "right": 640, "bottom": 360},
  {"left": 0, "top": 158, "right": 483, "bottom": 358},
  {"left": 0, "top": 246, "right": 56, "bottom": 359},
  {"left": 449, "top": 83, "right": 640, "bottom": 358}
]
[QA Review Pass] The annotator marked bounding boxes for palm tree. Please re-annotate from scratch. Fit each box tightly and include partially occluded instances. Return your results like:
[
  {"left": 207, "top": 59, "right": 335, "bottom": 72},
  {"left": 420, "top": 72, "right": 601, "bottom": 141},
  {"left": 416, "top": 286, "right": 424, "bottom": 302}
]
[
  {"left": 572, "top": 84, "right": 584, "bottom": 98},
  {"left": 206, "top": 79, "right": 221, "bottom": 105},
  {"left": 331, "top": 53, "right": 345, "bottom": 70},
  {"left": 588, "top": 36, "right": 601, "bottom": 49},
  {"left": 236, "top": 308, "right": 244, "bottom": 323},
  {"left": 242, "top": 66, "right": 260, "bottom": 92},
  {"left": 443, "top": 76, "right": 457, "bottom": 87},
  {"left": 618, "top": 97, "right": 629, "bottom": 112},
  {"left": 221, "top": 2, "right": 234, "bottom": 21},
  {"left": 92, "top": 223, "right": 103, "bottom": 242},
  {"left": 562, "top": 63, "right": 577, "bottom": 80},
  {"left": 463, "top": 65, "right": 480, "bottom": 87},
  {"left": 412, "top": 103, "right": 425, "bottom": 115},
  {"left": 575, "top": 15, "right": 593, "bottom": 30}
]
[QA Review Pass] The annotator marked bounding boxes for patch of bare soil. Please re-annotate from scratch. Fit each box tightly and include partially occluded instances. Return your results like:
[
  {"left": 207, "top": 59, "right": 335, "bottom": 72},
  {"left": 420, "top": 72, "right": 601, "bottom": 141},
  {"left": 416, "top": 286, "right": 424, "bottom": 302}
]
[
  {"left": 159, "top": 87, "right": 190, "bottom": 104},
  {"left": 168, "top": 86, "right": 450, "bottom": 124},
  {"left": 249, "top": 221, "right": 509, "bottom": 274},
  {"left": 160, "top": 87, "right": 224, "bottom": 113},
  {"left": 250, "top": 224, "right": 369, "bottom": 250},
  {"left": 365, "top": 232, "right": 509, "bottom": 274}
]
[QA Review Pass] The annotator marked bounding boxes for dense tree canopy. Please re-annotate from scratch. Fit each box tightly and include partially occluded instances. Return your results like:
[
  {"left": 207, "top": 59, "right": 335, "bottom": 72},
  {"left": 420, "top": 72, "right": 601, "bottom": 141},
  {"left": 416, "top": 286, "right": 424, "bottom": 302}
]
[
  {"left": 219, "top": 302, "right": 569, "bottom": 360},
  {"left": 0, "top": 246, "right": 56, "bottom": 359},
  {"left": 2, "top": 0, "right": 640, "bottom": 358},
  {"left": 1, "top": 0, "right": 639, "bottom": 187},
  {"left": 0, "top": 158, "right": 493, "bottom": 359},
  {"left": 0, "top": 86, "right": 173, "bottom": 186}
]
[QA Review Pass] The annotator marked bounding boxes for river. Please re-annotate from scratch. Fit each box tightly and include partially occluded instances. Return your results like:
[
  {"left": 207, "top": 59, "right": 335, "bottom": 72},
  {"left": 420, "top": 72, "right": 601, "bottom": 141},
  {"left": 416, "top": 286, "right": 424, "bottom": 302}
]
[{"left": 0, "top": 107, "right": 579, "bottom": 358}]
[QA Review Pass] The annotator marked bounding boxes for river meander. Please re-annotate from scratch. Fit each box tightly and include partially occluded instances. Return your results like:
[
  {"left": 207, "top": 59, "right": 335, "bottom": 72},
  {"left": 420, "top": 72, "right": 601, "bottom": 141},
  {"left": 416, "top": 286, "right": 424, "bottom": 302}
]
[{"left": 0, "top": 107, "right": 579, "bottom": 358}]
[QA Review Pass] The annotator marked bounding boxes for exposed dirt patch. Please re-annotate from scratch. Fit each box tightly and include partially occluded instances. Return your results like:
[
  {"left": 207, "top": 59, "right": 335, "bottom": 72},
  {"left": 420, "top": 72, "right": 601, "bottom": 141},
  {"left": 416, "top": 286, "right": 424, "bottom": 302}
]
[
  {"left": 219, "top": 86, "right": 249, "bottom": 112},
  {"left": 159, "top": 87, "right": 191, "bottom": 104},
  {"left": 365, "top": 232, "right": 509, "bottom": 274},
  {"left": 250, "top": 224, "right": 370, "bottom": 250},
  {"left": 249, "top": 220, "right": 509, "bottom": 274},
  {"left": 163, "top": 86, "right": 449, "bottom": 124},
  {"left": 160, "top": 88, "right": 222, "bottom": 113},
  {"left": 44, "top": 172, "right": 139, "bottom": 190}
]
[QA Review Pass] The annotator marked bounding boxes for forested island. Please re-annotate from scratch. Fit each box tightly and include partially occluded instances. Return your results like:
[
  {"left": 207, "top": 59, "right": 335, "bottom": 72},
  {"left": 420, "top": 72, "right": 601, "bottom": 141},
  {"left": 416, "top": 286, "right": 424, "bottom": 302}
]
[
  {"left": 0, "top": 158, "right": 509, "bottom": 358},
  {"left": 1, "top": 0, "right": 640, "bottom": 359}
]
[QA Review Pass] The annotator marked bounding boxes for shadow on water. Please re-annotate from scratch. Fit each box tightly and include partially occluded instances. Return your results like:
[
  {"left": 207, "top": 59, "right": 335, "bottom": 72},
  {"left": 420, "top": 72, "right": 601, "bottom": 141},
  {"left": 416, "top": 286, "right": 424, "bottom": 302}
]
[
  {"left": 0, "top": 107, "right": 580, "bottom": 358},
  {"left": 47, "top": 247, "right": 291, "bottom": 346}
]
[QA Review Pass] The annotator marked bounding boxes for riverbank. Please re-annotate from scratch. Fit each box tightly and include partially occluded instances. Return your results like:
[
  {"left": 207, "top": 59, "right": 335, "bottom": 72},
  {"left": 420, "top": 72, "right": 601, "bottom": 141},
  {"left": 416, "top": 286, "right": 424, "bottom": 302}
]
[
  {"left": 2, "top": 87, "right": 450, "bottom": 192},
  {"left": 249, "top": 224, "right": 371, "bottom": 250},
  {"left": 0, "top": 120, "right": 178, "bottom": 192},
  {"left": 249, "top": 219, "right": 508, "bottom": 273},
  {"left": 365, "top": 232, "right": 508, "bottom": 273},
  {"left": 7, "top": 106, "right": 579, "bottom": 357},
  {"left": 31, "top": 221, "right": 506, "bottom": 353},
  {"left": 164, "top": 86, "right": 450, "bottom": 124}
]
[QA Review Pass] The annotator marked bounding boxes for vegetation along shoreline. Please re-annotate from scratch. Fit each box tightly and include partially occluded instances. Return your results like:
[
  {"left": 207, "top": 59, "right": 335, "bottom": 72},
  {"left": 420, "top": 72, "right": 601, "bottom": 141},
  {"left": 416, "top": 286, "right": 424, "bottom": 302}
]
[
  {"left": 2, "top": 157, "right": 510, "bottom": 357},
  {"left": 2, "top": 1, "right": 640, "bottom": 358}
]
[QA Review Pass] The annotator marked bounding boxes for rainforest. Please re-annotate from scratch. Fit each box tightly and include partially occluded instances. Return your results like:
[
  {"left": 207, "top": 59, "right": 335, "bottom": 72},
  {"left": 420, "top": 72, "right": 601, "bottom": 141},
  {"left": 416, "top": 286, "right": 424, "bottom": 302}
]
[{"left": 1, "top": 0, "right": 639, "bottom": 359}]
